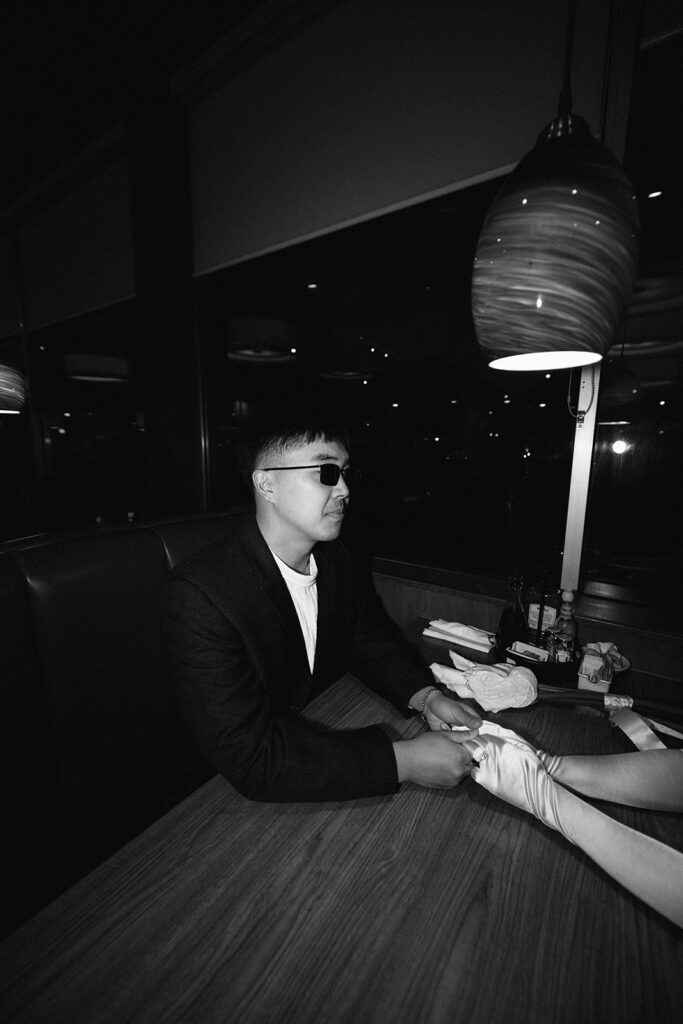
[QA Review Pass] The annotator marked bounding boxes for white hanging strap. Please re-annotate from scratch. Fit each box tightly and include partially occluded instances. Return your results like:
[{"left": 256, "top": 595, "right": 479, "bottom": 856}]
[{"left": 609, "top": 707, "right": 668, "bottom": 750}]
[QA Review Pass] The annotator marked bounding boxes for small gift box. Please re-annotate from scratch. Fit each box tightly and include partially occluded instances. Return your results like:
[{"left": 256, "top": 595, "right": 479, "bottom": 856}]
[{"left": 577, "top": 643, "right": 630, "bottom": 693}]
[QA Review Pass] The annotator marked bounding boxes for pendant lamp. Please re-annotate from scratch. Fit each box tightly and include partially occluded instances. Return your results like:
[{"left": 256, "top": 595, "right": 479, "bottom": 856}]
[
  {"left": 0, "top": 363, "right": 26, "bottom": 413},
  {"left": 471, "top": 1, "right": 640, "bottom": 371}
]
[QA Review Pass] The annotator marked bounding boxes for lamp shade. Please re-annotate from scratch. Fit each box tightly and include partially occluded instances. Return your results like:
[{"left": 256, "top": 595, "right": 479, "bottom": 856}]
[
  {"left": 0, "top": 363, "right": 26, "bottom": 413},
  {"left": 472, "top": 116, "right": 640, "bottom": 371}
]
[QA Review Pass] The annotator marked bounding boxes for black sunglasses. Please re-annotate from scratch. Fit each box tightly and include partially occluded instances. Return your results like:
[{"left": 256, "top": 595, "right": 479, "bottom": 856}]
[{"left": 261, "top": 463, "right": 355, "bottom": 486}]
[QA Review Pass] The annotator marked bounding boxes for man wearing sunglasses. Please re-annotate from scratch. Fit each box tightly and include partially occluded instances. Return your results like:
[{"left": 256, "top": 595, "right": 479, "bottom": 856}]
[{"left": 162, "top": 417, "right": 480, "bottom": 802}]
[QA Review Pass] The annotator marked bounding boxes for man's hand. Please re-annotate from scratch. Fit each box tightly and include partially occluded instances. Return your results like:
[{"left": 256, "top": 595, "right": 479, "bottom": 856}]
[
  {"left": 421, "top": 690, "right": 481, "bottom": 739},
  {"left": 392, "top": 732, "right": 475, "bottom": 789}
]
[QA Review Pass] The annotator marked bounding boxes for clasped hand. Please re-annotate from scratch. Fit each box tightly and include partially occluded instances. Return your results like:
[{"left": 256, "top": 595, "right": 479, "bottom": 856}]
[
  {"left": 393, "top": 692, "right": 481, "bottom": 789},
  {"left": 422, "top": 691, "right": 482, "bottom": 738},
  {"left": 393, "top": 730, "right": 477, "bottom": 788}
]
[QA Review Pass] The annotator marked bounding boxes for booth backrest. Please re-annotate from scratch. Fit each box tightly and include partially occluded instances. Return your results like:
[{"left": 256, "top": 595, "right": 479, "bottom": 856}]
[{"left": 0, "top": 510, "right": 245, "bottom": 937}]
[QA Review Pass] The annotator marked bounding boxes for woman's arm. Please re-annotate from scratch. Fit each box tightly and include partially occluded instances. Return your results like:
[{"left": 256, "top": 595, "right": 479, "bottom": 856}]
[
  {"left": 468, "top": 737, "right": 683, "bottom": 928},
  {"left": 541, "top": 749, "right": 683, "bottom": 811},
  {"left": 556, "top": 782, "right": 683, "bottom": 927}
]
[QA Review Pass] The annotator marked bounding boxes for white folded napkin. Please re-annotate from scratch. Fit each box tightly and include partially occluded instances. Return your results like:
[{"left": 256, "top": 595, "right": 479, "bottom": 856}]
[
  {"left": 422, "top": 619, "right": 494, "bottom": 653},
  {"left": 430, "top": 652, "right": 537, "bottom": 712}
]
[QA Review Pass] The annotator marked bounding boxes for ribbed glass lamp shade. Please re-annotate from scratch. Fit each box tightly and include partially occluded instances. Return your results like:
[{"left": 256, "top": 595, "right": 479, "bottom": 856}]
[
  {"left": 472, "top": 116, "right": 640, "bottom": 371},
  {"left": 0, "top": 363, "right": 26, "bottom": 413}
]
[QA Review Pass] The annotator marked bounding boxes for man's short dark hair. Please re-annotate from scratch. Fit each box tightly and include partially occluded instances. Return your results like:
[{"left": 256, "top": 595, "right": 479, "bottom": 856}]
[{"left": 234, "top": 414, "right": 351, "bottom": 488}]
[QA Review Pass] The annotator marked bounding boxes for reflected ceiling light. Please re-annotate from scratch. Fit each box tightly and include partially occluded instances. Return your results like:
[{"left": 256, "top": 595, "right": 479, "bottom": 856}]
[
  {"left": 471, "top": 0, "right": 639, "bottom": 371},
  {"left": 647, "top": 190, "right": 662, "bottom": 199},
  {"left": 598, "top": 354, "right": 640, "bottom": 413},
  {"left": 0, "top": 363, "right": 26, "bottom": 413},
  {"left": 65, "top": 354, "right": 130, "bottom": 382},
  {"left": 317, "top": 330, "right": 378, "bottom": 381},
  {"left": 227, "top": 317, "right": 293, "bottom": 364},
  {"left": 319, "top": 369, "right": 374, "bottom": 382},
  {"left": 227, "top": 348, "right": 292, "bottom": 364}
]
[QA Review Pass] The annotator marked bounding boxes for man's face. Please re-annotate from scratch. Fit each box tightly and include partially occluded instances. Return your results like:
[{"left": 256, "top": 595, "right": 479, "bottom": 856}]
[{"left": 259, "top": 438, "right": 351, "bottom": 549}]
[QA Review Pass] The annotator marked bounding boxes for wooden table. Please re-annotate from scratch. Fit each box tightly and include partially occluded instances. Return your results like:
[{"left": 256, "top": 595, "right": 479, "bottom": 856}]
[{"left": 1, "top": 675, "right": 682, "bottom": 1024}]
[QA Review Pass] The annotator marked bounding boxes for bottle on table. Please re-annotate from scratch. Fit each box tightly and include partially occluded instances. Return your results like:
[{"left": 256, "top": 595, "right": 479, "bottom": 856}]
[
  {"left": 495, "top": 574, "right": 528, "bottom": 656},
  {"left": 555, "top": 589, "right": 578, "bottom": 662},
  {"left": 525, "top": 575, "right": 559, "bottom": 646}
]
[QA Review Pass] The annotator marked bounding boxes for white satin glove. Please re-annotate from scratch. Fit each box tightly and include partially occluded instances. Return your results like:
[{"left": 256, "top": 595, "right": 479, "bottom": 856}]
[
  {"left": 465, "top": 734, "right": 569, "bottom": 839},
  {"left": 477, "top": 720, "right": 542, "bottom": 756},
  {"left": 466, "top": 735, "right": 683, "bottom": 927}
]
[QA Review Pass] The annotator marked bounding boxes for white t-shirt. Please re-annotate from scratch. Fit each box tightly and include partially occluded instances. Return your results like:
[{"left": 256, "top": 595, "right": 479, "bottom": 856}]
[{"left": 272, "top": 551, "right": 318, "bottom": 672}]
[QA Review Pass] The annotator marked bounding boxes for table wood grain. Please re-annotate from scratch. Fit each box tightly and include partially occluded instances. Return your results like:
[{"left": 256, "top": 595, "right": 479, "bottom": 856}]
[{"left": 1, "top": 675, "right": 682, "bottom": 1024}]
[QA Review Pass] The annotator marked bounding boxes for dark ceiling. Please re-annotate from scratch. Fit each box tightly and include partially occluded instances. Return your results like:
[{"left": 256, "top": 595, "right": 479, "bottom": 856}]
[{"left": 0, "top": 0, "right": 269, "bottom": 208}]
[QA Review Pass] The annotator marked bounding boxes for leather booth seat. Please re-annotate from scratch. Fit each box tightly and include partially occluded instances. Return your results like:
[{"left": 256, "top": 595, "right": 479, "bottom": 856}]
[{"left": 0, "top": 510, "right": 245, "bottom": 938}]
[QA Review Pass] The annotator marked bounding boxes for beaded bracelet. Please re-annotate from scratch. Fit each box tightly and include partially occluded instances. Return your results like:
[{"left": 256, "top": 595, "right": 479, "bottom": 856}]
[{"left": 415, "top": 685, "right": 439, "bottom": 723}]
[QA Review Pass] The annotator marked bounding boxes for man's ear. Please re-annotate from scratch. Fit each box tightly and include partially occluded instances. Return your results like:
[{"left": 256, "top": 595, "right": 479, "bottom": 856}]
[{"left": 253, "top": 469, "right": 274, "bottom": 502}]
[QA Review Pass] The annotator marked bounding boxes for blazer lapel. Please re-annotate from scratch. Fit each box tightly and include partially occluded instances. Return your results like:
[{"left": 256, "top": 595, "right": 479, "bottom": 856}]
[
  {"left": 313, "top": 550, "right": 332, "bottom": 678},
  {"left": 310, "top": 541, "right": 352, "bottom": 687}
]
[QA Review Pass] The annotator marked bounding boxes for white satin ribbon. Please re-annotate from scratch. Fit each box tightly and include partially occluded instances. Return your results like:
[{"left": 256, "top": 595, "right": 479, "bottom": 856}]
[{"left": 609, "top": 707, "right": 668, "bottom": 750}]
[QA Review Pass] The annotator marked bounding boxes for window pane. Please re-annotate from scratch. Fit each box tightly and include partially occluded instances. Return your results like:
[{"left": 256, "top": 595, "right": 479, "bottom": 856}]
[{"left": 583, "top": 32, "right": 683, "bottom": 602}]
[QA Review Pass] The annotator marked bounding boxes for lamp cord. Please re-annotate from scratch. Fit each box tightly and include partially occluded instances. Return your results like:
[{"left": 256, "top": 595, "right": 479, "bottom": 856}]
[
  {"left": 567, "top": 365, "right": 596, "bottom": 423},
  {"left": 598, "top": 0, "right": 617, "bottom": 143},
  {"left": 558, "top": 0, "right": 578, "bottom": 119}
]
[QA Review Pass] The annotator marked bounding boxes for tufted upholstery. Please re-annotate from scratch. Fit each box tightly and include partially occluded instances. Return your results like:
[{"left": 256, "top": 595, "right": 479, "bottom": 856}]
[{"left": 0, "top": 510, "right": 245, "bottom": 937}]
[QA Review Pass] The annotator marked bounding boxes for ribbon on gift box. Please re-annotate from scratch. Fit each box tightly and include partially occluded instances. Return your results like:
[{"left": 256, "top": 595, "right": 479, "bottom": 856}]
[{"left": 582, "top": 641, "right": 631, "bottom": 677}]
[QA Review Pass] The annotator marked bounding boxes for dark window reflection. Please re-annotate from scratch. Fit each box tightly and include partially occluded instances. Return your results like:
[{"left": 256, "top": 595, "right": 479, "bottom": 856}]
[
  {"left": 197, "top": 35, "right": 682, "bottom": 605},
  {"left": 0, "top": 301, "right": 145, "bottom": 539},
  {"left": 198, "top": 182, "right": 577, "bottom": 586},
  {"left": 583, "top": 31, "right": 683, "bottom": 602}
]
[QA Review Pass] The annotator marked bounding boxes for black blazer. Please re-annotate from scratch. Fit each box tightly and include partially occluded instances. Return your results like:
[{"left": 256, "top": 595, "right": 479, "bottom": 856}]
[{"left": 160, "top": 513, "right": 434, "bottom": 801}]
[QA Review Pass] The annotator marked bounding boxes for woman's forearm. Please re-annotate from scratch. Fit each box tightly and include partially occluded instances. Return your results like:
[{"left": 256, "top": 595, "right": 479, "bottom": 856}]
[
  {"left": 556, "top": 785, "right": 683, "bottom": 927},
  {"left": 548, "top": 750, "right": 683, "bottom": 811}
]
